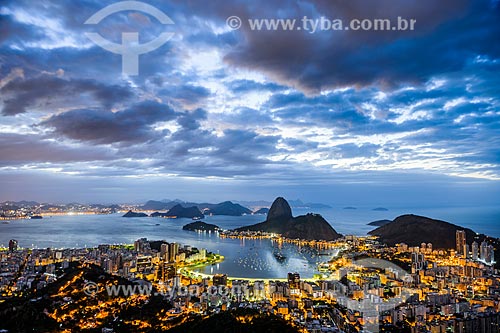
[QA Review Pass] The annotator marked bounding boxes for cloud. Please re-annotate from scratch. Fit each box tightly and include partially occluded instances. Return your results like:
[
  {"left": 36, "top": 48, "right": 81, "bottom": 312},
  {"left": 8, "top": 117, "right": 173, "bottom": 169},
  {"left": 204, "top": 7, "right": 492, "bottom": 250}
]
[
  {"left": 0, "top": 0, "right": 499, "bottom": 203},
  {"left": 40, "top": 100, "right": 177, "bottom": 144},
  {"left": 222, "top": 0, "right": 500, "bottom": 92},
  {"left": 0, "top": 74, "right": 134, "bottom": 115},
  {"left": 0, "top": 132, "right": 113, "bottom": 166}
]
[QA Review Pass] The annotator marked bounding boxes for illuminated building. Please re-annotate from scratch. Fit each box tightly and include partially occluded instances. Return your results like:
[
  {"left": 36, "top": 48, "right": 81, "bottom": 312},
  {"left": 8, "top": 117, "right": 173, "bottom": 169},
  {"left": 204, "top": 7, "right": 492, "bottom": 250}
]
[
  {"left": 168, "top": 243, "right": 179, "bottom": 262},
  {"left": 8, "top": 239, "right": 18, "bottom": 252},
  {"left": 472, "top": 241, "right": 479, "bottom": 260},
  {"left": 456, "top": 230, "right": 466, "bottom": 257}
]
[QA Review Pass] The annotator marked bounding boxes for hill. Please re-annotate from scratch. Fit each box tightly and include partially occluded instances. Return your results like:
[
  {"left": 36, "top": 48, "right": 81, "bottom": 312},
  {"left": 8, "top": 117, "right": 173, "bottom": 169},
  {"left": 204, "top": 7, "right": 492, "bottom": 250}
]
[
  {"left": 367, "top": 219, "right": 392, "bottom": 227},
  {"left": 235, "top": 197, "right": 341, "bottom": 241},
  {"left": 167, "top": 308, "right": 299, "bottom": 333},
  {"left": 141, "top": 200, "right": 171, "bottom": 210},
  {"left": 204, "top": 201, "right": 252, "bottom": 216},
  {"left": 0, "top": 263, "right": 172, "bottom": 332},
  {"left": 123, "top": 210, "right": 148, "bottom": 217},
  {"left": 141, "top": 200, "right": 251, "bottom": 216},
  {"left": 253, "top": 207, "right": 269, "bottom": 215},
  {"left": 183, "top": 221, "right": 220, "bottom": 232},
  {"left": 368, "top": 214, "right": 476, "bottom": 249},
  {"left": 154, "top": 204, "right": 204, "bottom": 219}
]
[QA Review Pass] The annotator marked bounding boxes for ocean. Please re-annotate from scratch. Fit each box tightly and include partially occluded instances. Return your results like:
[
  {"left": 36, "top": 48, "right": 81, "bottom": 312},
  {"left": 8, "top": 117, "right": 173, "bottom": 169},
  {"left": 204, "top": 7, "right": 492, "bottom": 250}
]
[{"left": 0, "top": 205, "right": 498, "bottom": 279}]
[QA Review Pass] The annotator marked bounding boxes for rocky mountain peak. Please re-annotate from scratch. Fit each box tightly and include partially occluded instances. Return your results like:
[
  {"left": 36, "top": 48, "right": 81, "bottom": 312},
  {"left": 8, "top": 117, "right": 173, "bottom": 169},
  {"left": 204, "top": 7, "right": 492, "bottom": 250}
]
[{"left": 267, "top": 197, "right": 293, "bottom": 221}]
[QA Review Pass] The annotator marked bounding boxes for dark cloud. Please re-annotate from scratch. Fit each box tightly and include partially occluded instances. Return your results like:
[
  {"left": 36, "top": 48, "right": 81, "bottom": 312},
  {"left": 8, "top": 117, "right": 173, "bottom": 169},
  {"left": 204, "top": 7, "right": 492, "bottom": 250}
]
[
  {"left": 158, "top": 84, "right": 211, "bottom": 109},
  {"left": 222, "top": 0, "right": 500, "bottom": 92},
  {"left": 40, "top": 100, "right": 176, "bottom": 144},
  {"left": 1, "top": 74, "right": 133, "bottom": 115},
  {"left": 0, "top": 133, "right": 112, "bottom": 166},
  {"left": 0, "top": 14, "right": 45, "bottom": 45}
]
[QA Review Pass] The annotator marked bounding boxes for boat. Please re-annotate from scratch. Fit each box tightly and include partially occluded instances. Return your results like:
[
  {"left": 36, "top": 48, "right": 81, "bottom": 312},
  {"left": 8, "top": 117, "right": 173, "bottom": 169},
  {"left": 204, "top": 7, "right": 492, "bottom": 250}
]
[
  {"left": 30, "top": 215, "right": 43, "bottom": 219},
  {"left": 1, "top": 221, "right": 10, "bottom": 224},
  {"left": 273, "top": 251, "right": 287, "bottom": 263}
]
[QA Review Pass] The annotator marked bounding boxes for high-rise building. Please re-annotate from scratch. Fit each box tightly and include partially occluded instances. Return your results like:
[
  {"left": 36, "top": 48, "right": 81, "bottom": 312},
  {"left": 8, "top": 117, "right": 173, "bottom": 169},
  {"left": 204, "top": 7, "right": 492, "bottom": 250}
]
[
  {"left": 8, "top": 239, "right": 18, "bottom": 252},
  {"left": 168, "top": 242, "right": 179, "bottom": 262},
  {"left": 471, "top": 241, "right": 479, "bottom": 260},
  {"left": 463, "top": 244, "right": 470, "bottom": 259},
  {"left": 487, "top": 245, "right": 494, "bottom": 264},
  {"left": 456, "top": 230, "right": 466, "bottom": 257},
  {"left": 480, "top": 240, "right": 489, "bottom": 262},
  {"left": 160, "top": 243, "right": 169, "bottom": 261},
  {"left": 134, "top": 238, "right": 150, "bottom": 253},
  {"left": 288, "top": 272, "right": 300, "bottom": 289},
  {"left": 411, "top": 253, "right": 426, "bottom": 271}
]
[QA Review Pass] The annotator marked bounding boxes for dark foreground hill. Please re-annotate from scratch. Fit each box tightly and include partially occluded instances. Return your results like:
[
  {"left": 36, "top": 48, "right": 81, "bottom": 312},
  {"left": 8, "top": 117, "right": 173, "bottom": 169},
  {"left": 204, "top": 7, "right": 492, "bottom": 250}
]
[
  {"left": 167, "top": 308, "right": 299, "bottom": 333},
  {"left": 0, "top": 263, "right": 299, "bottom": 332},
  {"left": 236, "top": 197, "right": 341, "bottom": 241},
  {"left": 368, "top": 214, "right": 476, "bottom": 249}
]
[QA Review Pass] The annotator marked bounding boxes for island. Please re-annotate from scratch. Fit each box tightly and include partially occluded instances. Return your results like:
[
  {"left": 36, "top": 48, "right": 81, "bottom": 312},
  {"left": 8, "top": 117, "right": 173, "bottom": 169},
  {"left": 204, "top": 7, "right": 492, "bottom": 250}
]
[
  {"left": 152, "top": 204, "right": 204, "bottom": 219},
  {"left": 141, "top": 200, "right": 252, "bottom": 216},
  {"left": 235, "top": 197, "right": 341, "bottom": 241},
  {"left": 367, "top": 219, "right": 392, "bottom": 227},
  {"left": 182, "top": 221, "right": 221, "bottom": 232},
  {"left": 253, "top": 207, "right": 269, "bottom": 215},
  {"left": 372, "top": 207, "right": 389, "bottom": 211},
  {"left": 288, "top": 199, "right": 332, "bottom": 209},
  {"left": 343, "top": 206, "right": 357, "bottom": 210},
  {"left": 204, "top": 201, "right": 251, "bottom": 216},
  {"left": 122, "top": 210, "right": 148, "bottom": 218}
]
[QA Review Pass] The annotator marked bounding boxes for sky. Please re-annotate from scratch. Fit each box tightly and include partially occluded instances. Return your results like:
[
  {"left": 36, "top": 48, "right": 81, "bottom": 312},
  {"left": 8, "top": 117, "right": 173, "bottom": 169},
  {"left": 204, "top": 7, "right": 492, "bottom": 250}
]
[{"left": 0, "top": 0, "right": 499, "bottom": 205}]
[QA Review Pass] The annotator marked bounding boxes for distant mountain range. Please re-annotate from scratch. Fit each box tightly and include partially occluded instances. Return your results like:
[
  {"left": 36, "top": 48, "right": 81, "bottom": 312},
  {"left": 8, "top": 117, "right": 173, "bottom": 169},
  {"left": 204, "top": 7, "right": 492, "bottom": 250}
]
[
  {"left": 236, "top": 199, "right": 332, "bottom": 209},
  {"left": 1, "top": 198, "right": 332, "bottom": 214},
  {"left": 236, "top": 197, "right": 341, "bottom": 241},
  {"left": 140, "top": 200, "right": 251, "bottom": 216}
]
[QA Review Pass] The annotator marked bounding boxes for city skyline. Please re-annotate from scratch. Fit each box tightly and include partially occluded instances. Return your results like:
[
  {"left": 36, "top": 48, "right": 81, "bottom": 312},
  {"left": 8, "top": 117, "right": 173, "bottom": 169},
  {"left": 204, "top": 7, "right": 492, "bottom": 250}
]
[
  {"left": 1, "top": 2, "right": 499, "bottom": 332},
  {"left": 1, "top": 0, "right": 499, "bottom": 204}
]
